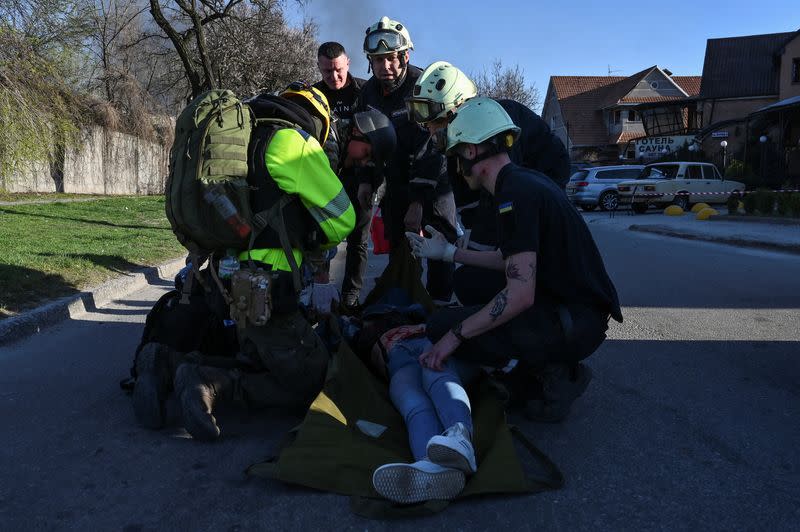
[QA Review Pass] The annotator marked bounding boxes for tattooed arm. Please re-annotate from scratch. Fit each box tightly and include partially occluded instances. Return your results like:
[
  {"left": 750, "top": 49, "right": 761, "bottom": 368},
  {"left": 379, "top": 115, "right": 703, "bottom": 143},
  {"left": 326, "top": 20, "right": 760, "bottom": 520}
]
[{"left": 420, "top": 251, "right": 537, "bottom": 370}]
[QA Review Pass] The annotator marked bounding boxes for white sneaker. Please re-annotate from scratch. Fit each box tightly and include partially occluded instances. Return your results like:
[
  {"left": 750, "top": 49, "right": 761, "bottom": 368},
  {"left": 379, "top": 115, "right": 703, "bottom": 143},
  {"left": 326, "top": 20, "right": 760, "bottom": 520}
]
[
  {"left": 372, "top": 459, "right": 465, "bottom": 504},
  {"left": 426, "top": 422, "right": 477, "bottom": 474}
]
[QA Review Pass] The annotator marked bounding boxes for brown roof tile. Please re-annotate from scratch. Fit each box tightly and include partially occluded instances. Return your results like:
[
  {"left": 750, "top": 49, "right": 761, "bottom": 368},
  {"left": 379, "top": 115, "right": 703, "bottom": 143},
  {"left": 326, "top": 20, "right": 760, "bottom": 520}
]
[
  {"left": 672, "top": 76, "right": 702, "bottom": 96},
  {"left": 612, "top": 131, "right": 645, "bottom": 144},
  {"left": 550, "top": 69, "right": 700, "bottom": 147}
]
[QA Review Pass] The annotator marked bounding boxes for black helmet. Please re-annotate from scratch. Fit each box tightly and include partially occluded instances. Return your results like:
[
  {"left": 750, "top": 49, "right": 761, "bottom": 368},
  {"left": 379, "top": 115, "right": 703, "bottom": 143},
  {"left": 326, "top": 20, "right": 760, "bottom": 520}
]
[{"left": 352, "top": 109, "right": 396, "bottom": 164}]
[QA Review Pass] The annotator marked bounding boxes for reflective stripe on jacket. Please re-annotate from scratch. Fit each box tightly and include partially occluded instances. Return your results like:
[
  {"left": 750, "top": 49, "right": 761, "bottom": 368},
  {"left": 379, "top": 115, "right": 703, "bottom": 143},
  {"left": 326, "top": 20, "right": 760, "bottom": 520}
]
[{"left": 240, "top": 127, "right": 355, "bottom": 271}]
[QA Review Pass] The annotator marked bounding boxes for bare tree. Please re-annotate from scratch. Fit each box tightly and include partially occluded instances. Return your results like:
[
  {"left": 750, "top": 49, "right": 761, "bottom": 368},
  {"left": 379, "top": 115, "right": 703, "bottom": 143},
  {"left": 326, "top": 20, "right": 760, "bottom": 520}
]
[
  {"left": 473, "top": 59, "right": 541, "bottom": 111},
  {"left": 147, "top": 0, "right": 317, "bottom": 100}
]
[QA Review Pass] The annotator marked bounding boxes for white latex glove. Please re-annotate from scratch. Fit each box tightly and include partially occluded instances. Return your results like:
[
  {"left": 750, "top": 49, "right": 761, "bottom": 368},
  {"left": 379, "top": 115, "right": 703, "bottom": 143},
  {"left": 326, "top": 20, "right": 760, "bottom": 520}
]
[{"left": 405, "top": 225, "right": 457, "bottom": 262}]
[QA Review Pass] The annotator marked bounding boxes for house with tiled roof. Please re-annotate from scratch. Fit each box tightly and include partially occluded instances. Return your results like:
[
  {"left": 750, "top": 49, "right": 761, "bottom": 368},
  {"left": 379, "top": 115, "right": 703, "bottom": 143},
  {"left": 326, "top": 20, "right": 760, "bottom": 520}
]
[
  {"left": 695, "top": 30, "right": 800, "bottom": 179},
  {"left": 629, "top": 29, "right": 800, "bottom": 184},
  {"left": 542, "top": 66, "right": 701, "bottom": 162}
]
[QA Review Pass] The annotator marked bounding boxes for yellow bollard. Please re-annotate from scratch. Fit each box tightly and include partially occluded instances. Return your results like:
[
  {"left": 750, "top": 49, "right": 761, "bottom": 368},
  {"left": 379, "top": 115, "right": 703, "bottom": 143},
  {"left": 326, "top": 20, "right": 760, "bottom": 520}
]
[
  {"left": 664, "top": 205, "right": 684, "bottom": 216},
  {"left": 691, "top": 202, "right": 710, "bottom": 213},
  {"left": 696, "top": 207, "right": 719, "bottom": 220}
]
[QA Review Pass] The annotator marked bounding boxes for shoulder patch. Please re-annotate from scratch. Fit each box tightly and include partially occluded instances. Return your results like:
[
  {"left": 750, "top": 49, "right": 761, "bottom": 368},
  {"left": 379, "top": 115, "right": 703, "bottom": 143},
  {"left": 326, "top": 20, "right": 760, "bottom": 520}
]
[{"left": 498, "top": 201, "right": 513, "bottom": 214}]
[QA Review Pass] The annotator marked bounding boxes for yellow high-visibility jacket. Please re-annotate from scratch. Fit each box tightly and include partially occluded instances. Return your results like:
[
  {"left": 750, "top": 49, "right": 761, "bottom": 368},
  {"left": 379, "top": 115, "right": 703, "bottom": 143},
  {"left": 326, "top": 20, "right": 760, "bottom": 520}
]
[{"left": 240, "top": 128, "right": 355, "bottom": 271}]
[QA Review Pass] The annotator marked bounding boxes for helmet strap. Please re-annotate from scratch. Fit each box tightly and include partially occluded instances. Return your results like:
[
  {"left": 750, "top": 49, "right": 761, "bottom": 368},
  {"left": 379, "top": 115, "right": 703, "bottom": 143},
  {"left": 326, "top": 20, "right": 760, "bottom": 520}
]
[{"left": 457, "top": 143, "right": 499, "bottom": 177}]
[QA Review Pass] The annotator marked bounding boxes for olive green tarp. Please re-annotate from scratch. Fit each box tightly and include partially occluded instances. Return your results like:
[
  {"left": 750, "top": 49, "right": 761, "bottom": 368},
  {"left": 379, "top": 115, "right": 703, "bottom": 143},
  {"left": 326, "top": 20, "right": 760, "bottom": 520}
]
[{"left": 247, "top": 340, "right": 563, "bottom": 517}]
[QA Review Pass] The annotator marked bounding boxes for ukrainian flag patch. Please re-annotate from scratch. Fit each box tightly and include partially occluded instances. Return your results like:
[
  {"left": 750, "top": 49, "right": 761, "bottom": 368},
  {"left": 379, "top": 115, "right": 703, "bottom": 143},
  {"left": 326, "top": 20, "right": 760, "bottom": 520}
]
[{"left": 498, "top": 201, "right": 513, "bottom": 214}]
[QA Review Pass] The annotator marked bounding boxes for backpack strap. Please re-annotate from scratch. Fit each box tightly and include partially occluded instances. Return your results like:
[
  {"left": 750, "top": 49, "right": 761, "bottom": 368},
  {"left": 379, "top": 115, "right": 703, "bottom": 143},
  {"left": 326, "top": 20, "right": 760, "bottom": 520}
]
[{"left": 249, "top": 194, "right": 303, "bottom": 292}]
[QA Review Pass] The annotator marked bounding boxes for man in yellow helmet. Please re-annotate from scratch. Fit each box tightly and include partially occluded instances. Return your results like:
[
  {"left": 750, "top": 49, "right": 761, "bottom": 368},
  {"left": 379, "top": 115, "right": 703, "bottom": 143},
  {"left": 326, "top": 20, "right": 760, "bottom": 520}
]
[
  {"left": 353, "top": 16, "right": 459, "bottom": 306},
  {"left": 407, "top": 98, "right": 622, "bottom": 424},
  {"left": 171, "top": 83, "right": 356, "bottom": 441}
]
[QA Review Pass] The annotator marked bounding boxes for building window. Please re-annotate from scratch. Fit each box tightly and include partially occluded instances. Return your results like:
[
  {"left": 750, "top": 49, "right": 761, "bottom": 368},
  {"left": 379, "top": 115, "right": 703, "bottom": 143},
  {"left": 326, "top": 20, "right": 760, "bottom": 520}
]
[
  {"left": 609, "top": 110, "right": 621, "bottom": 126},
  {"left": 793, "top": 58, "right": 800, "bottom": 83},
  {"left": 551, "top": 115, "right": 556, "bottom": 128},
  {"left": 650, "top": 81, "right": 659, "bottom": 90},
  {"left": 628, "top": 110, "right": 638, "bottom": 122}
]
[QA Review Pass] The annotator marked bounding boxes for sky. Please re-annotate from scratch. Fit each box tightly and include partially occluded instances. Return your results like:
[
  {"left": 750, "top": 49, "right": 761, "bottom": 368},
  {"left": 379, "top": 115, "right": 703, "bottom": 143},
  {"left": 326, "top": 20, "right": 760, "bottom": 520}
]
[{"left": 285, "top": 0, "right": 799, "bottom": 112}]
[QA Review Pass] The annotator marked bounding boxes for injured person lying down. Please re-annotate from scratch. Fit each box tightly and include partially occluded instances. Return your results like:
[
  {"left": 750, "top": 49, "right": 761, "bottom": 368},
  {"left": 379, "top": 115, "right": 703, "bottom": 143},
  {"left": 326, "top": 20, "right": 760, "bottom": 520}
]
[{"left": 367, "top": 321, "right": 480, "bottom": 504}]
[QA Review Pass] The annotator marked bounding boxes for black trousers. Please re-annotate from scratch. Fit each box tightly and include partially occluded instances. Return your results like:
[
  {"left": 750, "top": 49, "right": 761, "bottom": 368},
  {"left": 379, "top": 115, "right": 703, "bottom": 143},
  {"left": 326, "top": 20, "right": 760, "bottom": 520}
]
[
  {"left": 340, "top": 175, "right": 373, "bottom": 305},
  {"left": 426, "top": 302, "right": 609, "bottom": 369},
  {"left": 383, "top": 188, "right": 458, "bottom": 302}
]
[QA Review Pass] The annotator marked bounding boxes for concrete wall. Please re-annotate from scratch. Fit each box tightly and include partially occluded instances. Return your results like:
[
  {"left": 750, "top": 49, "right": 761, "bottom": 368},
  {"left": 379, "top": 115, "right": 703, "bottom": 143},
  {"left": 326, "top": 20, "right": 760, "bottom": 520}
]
[
  {"left": 2, "top": 125, "right": 170, "bottom": 195},
  {"left": 779, "top": 35, "right": 800, "bottom": 100}
]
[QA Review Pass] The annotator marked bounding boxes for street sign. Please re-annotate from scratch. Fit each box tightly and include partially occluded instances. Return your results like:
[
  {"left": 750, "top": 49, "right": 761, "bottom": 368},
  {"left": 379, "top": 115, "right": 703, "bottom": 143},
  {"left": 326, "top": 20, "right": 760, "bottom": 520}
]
[
  {"left": 711, "top": 131, "right": 729, "bottom": 138},
  {"left": 634, "top": 135, "right": 695, "bottom": 160}
]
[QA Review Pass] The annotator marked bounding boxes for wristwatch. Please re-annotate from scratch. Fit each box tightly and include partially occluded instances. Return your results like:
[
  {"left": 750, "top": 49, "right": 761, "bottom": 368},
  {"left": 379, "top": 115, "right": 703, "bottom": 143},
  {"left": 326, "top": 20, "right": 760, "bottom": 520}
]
[{"left": 450, "top": 324, "right": 468, "bottom": 343}]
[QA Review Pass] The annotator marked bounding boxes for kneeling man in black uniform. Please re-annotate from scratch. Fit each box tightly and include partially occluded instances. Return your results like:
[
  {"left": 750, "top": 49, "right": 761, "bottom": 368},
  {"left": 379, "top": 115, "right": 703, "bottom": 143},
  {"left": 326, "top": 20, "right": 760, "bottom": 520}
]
[{"left": 407, "top": 97, "right": 623, "bottom": 422}]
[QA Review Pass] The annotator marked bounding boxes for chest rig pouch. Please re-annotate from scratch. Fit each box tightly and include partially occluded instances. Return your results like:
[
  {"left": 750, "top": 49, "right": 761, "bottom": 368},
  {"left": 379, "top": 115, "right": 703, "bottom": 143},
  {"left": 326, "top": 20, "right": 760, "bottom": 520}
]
[{"left": 230, "top": 269, "right": 274, "bottom": 329}]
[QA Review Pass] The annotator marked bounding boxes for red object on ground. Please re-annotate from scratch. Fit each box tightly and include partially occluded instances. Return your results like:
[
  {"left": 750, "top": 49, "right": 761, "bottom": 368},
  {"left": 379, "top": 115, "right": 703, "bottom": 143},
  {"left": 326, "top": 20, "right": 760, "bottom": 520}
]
[{"left": 370, "top": 209, "right": 391, "bottom": 255}]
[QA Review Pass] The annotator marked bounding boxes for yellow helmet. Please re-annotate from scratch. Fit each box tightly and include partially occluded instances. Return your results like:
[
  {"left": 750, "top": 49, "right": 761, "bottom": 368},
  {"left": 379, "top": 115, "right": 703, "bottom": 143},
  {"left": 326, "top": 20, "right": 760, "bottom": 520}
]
[{"left": 280, "top": 81, "right": 331, "bottom": 144}]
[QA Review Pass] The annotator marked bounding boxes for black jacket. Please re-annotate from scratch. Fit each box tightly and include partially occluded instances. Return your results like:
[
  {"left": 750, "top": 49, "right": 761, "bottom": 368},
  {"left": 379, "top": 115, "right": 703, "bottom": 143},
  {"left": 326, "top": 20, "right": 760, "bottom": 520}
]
[
  {"left": 498, "top": 99, "right": 570, "bottom": 189},
  {"left": 314, "top": 75, "right": 365, "bottom": 173},
  {"left": 355, "top": 65, "right": 450, "bottom": 203}
]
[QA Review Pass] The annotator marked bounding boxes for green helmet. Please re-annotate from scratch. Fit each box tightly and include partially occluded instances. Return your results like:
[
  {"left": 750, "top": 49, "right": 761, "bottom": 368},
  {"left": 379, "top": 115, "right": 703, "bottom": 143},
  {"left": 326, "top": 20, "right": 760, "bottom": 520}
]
[
  {"left": 407, "top": 61, "right": 478, "bottom": 124},
  {"left": 363, "top": 16, "right": 413, "bottom": 56},
  {"left": 446, "top": 97, "right": 520, "bottom": 155}
]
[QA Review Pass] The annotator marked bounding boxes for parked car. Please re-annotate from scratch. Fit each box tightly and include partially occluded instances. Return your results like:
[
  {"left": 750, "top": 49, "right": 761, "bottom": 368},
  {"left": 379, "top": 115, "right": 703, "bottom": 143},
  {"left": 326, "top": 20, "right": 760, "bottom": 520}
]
[
  {"left": 566, "top": 165, "right": 645, "bottom": 211},
  {"left": 616, "top": 162, "right": 745, "bottom": 214}
]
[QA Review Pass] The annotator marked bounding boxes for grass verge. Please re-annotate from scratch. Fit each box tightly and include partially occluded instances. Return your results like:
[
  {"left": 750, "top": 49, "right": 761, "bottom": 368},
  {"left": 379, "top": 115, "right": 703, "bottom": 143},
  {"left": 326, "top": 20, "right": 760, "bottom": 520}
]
[
  {"left": 0, "top": 196, "right": 185, "bottom": 318},
  {"left": 0, "top": 191, "right": 105, "bottom": 203}
]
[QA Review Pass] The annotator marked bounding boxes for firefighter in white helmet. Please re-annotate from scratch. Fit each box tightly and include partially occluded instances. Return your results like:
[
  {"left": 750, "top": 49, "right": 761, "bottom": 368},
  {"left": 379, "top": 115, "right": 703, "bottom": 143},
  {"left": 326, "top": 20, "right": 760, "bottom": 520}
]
[
  {"left": 353, "top": 17, "right": 459, "bottom": 306},
  {"left": 408, "top": 97, "right": 622, "bottom": 424},
  {"left": 406, "top": 61, "right": 571, "bottom": 308}
]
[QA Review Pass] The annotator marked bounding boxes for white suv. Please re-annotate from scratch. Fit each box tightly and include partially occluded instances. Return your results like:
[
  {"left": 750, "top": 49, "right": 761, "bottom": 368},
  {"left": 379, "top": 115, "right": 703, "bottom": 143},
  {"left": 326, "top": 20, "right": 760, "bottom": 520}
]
[
  {"left": 566, "top": 165, "right": 645, "bottom": 211},
  {"left": 616, "top": 162, "right": 744, "bottom": 214}
]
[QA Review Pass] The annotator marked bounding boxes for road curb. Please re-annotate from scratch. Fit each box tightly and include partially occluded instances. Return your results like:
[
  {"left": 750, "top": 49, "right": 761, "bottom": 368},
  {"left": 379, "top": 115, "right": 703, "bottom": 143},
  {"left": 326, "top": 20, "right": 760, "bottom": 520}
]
[
  {"left": 628, "top": 225, "right": 800, "bottom": 255},
  {"left": 0, "top": 256, "right": 186, "bottom": 347},
  {"left": 709, "top": 214, "right": 800, "bottom": 226}
]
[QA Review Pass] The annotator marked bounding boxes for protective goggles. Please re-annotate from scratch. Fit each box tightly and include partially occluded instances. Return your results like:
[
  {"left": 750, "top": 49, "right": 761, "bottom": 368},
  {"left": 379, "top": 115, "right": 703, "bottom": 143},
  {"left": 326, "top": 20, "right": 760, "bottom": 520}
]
[
  {"left": 405, "top": 98, "right": 447, "bottom": 124},
  {"left": 364, "top": 30, "right": 409, "bottom": 54}
]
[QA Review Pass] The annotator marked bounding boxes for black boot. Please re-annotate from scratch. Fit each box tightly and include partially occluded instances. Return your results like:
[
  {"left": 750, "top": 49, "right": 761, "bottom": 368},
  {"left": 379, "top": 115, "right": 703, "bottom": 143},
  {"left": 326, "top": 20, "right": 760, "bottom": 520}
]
[
  {"left": 132, "top": 343, "right": 176, "bottom": 429},
  {"left": 524, "top": 363, "right": 593, "bottom": 423},
  {"left": 174, "top": 363, "right": 232, "bottom": 441}
]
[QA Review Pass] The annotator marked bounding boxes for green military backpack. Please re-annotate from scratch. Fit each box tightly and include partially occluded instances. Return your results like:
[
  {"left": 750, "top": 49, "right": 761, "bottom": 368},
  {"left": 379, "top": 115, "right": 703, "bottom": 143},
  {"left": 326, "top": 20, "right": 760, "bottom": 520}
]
[
  {"left": 165, "top": 89, "right": 254, "bottom": 256},
  {"left": 165, "top": 89, "right": 327, "bottom": 291}
]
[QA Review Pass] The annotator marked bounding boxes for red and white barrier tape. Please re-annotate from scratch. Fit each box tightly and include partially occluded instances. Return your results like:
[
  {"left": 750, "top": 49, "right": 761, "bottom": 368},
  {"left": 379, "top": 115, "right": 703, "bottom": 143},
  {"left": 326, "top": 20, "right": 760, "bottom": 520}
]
[{"left": 617, "top": 189, "right": 800, "bottom": 197}]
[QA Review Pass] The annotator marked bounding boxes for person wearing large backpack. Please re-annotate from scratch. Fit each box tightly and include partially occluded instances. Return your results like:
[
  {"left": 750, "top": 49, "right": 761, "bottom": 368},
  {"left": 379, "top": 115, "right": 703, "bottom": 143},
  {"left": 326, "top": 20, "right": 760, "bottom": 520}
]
[{"left": 135, "top": 83, "right": 356, "bottom": 441}]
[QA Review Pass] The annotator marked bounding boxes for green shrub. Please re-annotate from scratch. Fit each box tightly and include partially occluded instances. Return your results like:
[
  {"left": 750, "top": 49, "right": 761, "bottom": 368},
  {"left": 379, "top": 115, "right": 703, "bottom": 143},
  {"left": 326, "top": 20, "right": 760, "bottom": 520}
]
[
  {"left": 776, "top": 192, "right": 792, "bottom": 216},
  {"left": 754, "top": 189, "right": 776, "bottom": 215},
  {"left": 789, "top": 193, "right": 800, "bottom": 218},
  {"left": 725, "top": 159, "right": 745, "bottom": 178},
  {"left": 742, "top": 191, "right": 757, "bottom": 214},
  {"left": 726, "top": 192, "right": 740, "bottom": 214}
]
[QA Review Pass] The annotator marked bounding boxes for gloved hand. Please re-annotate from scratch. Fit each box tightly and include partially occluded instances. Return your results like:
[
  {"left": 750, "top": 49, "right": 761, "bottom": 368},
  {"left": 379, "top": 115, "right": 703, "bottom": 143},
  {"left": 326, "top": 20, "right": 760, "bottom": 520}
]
[
  {"left": 405, "top": 225, "right": 457, "bottom": 262},
  {"left": 357, "top": 183, "right": 374, "bottom": 210}
]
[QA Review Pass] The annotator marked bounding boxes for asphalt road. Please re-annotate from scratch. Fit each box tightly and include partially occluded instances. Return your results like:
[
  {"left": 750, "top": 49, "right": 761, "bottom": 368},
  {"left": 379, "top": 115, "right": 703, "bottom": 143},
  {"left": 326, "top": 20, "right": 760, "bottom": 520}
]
[{"left": 1, "top": 218, "right": 799, "bottom": 531}]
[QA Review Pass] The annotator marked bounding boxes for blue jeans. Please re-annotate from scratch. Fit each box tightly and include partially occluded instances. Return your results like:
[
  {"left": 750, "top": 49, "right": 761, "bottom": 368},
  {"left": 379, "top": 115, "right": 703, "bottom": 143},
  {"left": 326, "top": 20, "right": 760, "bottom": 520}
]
[{"left": 387, "top": 337, "right": 478, "bottom": 461}]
